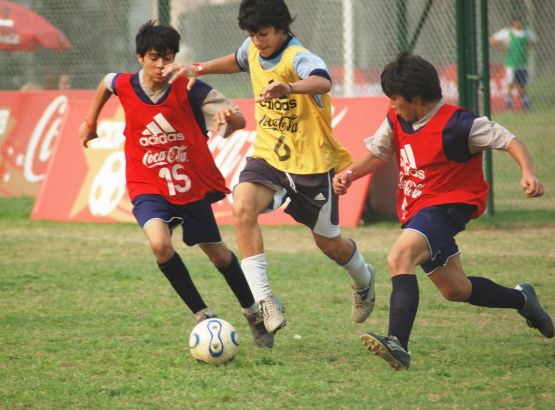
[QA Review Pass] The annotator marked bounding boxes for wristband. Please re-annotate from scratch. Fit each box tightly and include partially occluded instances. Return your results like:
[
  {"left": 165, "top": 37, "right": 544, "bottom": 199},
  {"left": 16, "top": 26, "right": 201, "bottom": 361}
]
[
  {"left": 287, "top": 83, "right": 294, "bottom": 93},
  {"left": 192, "top": 62, "right": 205, "bottom": 76},
  {"left": 346, "top": 169, "right": 355, "bottom": 178},
  {"left": 85, "top": 119, "right": 96, "bottom": 130}
]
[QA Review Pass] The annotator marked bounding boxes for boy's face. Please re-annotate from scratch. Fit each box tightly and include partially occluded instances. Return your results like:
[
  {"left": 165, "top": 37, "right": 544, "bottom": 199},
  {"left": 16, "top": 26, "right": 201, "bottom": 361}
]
[
  {"left": 137, "top": 49, "right": 175, "bottom": 85},
  {"left": 248, "top": 26, "right": 288, "bottom": 58},
  {"left": 389, "top": 95, "right": 419, "bottom": 122}
]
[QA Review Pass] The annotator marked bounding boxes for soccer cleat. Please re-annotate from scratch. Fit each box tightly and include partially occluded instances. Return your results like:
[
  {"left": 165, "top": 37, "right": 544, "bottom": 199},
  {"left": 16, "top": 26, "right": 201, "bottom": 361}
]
[
  {"left": 259, "top": 295, "right": 286, "bottom": 334},
  {"left": 361, "top": 332, "right": 411, "bottom": 370},
  {"left": 352, "top": 264, "right": 376, "bottom": 323},
  {"left": 515, "top": 283, "right": 554, "bottom": 338},
  {"left": 194, "top": 308, "right": 217, "bottom": 324},
  {"left": 244, "top": 311, "right": 274, "bottom": 348}
]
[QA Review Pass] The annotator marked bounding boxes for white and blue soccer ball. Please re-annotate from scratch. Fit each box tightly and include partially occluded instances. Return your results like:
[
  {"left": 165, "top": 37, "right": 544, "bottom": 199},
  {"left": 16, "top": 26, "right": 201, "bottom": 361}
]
[{"left": 189, "top": 318, "right": 239, "bottom": 365}]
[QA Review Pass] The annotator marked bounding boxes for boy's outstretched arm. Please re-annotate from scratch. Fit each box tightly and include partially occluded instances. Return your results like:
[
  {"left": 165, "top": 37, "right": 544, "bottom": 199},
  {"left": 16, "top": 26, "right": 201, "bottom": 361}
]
[
  {"left": 506, "top": 137, "right": 544, "bottom": 197},
  {"left": 332, "top": 150, "right": 387, "bottom": 195},
  {"left": 163, "top": 54, "right": 241, "bottom": 89},
  {"left": 256, "top": 75, "right": 331, "bottom": 102},
  {"left": 79, "top": 79, "right": 113, "bottom": 148}
]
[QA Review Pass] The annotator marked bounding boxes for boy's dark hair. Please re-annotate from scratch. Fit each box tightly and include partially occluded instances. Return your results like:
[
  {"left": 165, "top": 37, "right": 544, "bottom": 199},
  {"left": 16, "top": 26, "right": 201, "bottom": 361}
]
[
  {"left": 381, "top": 51, "right": 442, "bottom": 102},
  {"left": 238, "top": 0, "right": 295, "bottom": 35},
  {"left": 135, "top": 20, "right": 180, "bottom": 57}
]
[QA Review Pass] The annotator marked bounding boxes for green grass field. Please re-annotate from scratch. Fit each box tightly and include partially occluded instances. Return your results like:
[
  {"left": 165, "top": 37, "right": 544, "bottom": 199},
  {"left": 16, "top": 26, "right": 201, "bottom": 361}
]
[
  {"left": 489, "top": 94, "right": 555, "bottom": 213},
  {"left": 1, "top": 197, "right": 554, "bottom": 409}
]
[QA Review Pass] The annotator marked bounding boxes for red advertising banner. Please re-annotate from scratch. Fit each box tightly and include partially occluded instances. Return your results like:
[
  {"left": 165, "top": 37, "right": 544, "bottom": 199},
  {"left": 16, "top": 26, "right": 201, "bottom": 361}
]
[
  {"left": 0, "top": 65, "right": 510, "bottom": 199},
  {"left": 0, "top": 91, "right": 73, "bottom": 196},
  {"left": 28, "top": 93, "right": 389, "bottom": 227}
]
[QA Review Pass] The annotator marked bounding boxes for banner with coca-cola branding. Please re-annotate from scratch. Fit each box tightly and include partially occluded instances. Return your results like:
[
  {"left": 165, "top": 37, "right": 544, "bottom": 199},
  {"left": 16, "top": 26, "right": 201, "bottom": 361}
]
[
  {"left": 2, "top": 91, "right": 388, "bottom": 226},
  {"left": 0, "top": 91, "right": 73, "bottom": 196}
]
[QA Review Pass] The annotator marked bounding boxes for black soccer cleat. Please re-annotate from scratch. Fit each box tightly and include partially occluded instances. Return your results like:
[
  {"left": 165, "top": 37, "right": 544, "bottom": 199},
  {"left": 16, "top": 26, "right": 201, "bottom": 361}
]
[
  {"left": 361, "top": 331, "right": 411, "bottom": 370},
  {"left": 515, "top": 283, "right": 554, "bottom": 338}
]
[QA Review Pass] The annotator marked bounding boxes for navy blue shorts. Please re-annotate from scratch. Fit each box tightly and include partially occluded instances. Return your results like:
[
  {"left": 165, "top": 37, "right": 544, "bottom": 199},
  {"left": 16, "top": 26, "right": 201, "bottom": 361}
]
[
  {"left": 132, "top": 194, "right": 223, "bottom": 246},
  {"left": 514, "top": 68, "right": 528, "bottom": 86},
  {"left": 403, "top": 204, "right": 475, "bottom": 274}
]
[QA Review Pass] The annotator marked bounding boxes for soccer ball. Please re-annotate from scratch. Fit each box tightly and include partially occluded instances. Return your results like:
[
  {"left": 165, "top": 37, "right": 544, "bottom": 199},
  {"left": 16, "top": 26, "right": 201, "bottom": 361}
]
[{"left": 189, "top": 318, "right": 239, "bottom": 365}]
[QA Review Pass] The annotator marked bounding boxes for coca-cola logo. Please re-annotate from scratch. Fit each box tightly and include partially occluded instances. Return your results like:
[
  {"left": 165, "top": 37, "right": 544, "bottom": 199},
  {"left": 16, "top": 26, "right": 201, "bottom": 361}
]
[
  {"left": 24, "top": 95, "right": 68, "bottom": 183},
  {"left": 258, "top": 114, "right": 299, "bottom": 133},
  {"left": 142, "top": 145, "right": 188, "bottom": 168}
]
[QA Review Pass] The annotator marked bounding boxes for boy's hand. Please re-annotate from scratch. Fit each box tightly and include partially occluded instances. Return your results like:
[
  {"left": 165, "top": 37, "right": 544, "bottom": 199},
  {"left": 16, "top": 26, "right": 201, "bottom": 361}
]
[
  {"left": 521, "top": 173, "right": 544, "bottom": 197},
  {"left": 162, "top": 63, "right": 198, "bottom": 89},
  {"left": 332, "top": 170, "right": 354, "bottom": 195},
  {"left": 255, "top": 82, "right": 290, "bottom": 102},
  {"left": 210, "top": 107, "right": 236, "bottom": 134},
  {"left": 79, "top": 121, "right": 98, "bottom": 148}
]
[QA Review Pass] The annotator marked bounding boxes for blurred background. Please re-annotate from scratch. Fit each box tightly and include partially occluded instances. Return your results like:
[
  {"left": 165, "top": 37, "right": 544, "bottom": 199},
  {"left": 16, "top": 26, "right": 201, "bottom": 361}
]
[{"left": 1, "top": 0, "right": 553, "bottom": 215}]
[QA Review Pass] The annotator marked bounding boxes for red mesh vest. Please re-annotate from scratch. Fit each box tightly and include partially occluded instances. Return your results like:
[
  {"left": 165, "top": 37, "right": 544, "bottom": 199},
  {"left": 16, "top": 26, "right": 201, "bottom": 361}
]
[
  {"left": 389, "top": 104, "right": 488, "bottom": 223},
  {"left": 115, "top": 74, "right": 229, "bottom": 204}
]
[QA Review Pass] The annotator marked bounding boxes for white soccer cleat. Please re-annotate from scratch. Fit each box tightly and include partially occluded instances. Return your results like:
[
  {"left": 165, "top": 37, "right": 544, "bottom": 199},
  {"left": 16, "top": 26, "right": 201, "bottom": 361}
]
[
  {"left": 259, "top": 295, "right": 286, "bottom": 334},
  {"left": 352, "top": 264, "right": 376, "bottom": 323}
]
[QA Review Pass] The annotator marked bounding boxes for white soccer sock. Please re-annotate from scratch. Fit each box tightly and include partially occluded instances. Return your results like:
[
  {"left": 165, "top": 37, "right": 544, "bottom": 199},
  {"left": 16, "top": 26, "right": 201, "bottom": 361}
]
[
  {"left": 342, "top": 240, "right": 372, "bottom": 289},
  {"left": 241, "top": 254, "right": 273, "bottom": 302}
]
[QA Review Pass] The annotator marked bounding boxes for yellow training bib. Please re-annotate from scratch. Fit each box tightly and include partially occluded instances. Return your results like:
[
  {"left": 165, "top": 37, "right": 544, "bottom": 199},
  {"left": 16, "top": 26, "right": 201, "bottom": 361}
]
[{"left": 248, "top": 43, "right": 352, "bottom": 174}]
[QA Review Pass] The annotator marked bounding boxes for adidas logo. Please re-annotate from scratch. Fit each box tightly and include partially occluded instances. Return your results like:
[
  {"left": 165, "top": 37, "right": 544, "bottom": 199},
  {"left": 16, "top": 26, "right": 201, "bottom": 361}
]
[
  {"left": 313, "top": 193, "right": 326, "bottom": 201},
  {"left": 386, "top": 339, "right": 407, "bottom": 352},
  {"left": 140, "top": 113, "right": 185, "bottom": 146},
  {"left": 357, "top": 287, "right": 370, "bottom": 300}
]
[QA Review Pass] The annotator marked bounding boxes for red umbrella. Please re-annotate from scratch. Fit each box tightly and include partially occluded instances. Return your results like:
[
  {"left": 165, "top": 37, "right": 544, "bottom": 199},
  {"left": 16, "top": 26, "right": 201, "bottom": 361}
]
[{"left": 0, "top": 1, "right": 71, "bottom": 51}]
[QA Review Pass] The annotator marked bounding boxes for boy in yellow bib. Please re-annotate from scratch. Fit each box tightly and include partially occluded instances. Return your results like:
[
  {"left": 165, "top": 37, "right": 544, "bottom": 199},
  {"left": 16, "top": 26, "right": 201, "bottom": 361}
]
[{"left": 163, "top": 0, "right": 375, "bottom": 341}]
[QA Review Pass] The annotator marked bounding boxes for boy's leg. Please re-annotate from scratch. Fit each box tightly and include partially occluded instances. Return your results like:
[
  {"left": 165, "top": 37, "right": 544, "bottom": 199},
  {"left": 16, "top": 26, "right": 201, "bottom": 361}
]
[
  {"left": 233, "top": 180, "right": 286, "bottom": 334},
  {"left": 430, "top": 255, "right": 553, "bottom": 338},
  {"left": 386, "top": 229, "right": 429, "bottom": 349},
  {"left": 361, "top": 229, "right": 427, "bottom": 370},
  {"left": 143, "top": 219, "right": 208, "bottom": 319},
  {"left": 281, "top": 169, "right": 375, "bottom": 322},
  {"left": 199, "top": 242, "right": 274, "bottom": 348},
  {"left": 312, "top": 233, "right": 374, "bottom": 323},
  {"left": 198, "top": 243, "right": 256, "bottom": 311},
  {"left": 515, "top": 69, "right": 530, "bottom": 110}
]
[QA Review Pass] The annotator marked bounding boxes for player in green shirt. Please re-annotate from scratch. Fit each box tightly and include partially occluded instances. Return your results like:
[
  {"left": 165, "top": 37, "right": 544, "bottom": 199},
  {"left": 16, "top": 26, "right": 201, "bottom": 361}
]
[{"left": 490, "top": 16, "right": 537, "bottom": 111}]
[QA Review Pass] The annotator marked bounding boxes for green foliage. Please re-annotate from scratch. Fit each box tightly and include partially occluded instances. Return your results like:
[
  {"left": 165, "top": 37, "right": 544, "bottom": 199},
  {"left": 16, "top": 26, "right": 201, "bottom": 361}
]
[{"left": 1, "top": 197, "right": 554, "bottom": 409}]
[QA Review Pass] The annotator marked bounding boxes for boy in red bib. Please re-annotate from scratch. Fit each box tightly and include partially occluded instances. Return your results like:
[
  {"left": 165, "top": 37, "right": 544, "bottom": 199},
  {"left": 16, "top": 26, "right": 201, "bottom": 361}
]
[
  {"left": 333, "top": 51, "right": 553, "bottom": 370},
  {"left": 78, "top": 21, "right": 273, "bottom": 348}
]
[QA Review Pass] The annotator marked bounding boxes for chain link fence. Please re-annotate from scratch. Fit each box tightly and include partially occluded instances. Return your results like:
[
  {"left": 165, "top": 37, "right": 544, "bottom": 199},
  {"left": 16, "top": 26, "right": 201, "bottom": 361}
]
[{"left": 1, "top": 0, "right": 553, "bottom": 213}]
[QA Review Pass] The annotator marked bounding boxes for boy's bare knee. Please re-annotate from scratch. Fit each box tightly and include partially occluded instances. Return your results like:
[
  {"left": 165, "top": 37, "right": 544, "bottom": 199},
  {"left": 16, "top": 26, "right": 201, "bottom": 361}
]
[
  {"left": 151, "top": 241, "right": 173, "bottom": 262},
  {"left": 387, "top": 247, "right": 411, "bottom": 273},
  {"left": 442, "top": 287, "right": 471, "bottom": 302}
]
